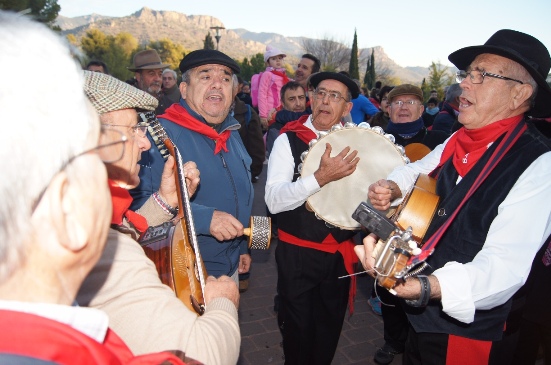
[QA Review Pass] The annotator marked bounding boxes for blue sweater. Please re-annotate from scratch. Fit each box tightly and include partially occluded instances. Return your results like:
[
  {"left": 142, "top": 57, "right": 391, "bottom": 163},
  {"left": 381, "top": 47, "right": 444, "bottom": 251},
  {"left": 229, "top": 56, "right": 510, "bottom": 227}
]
[
  {"left": 350, "top": 94, "right": 379, "bottom": 123},
  {"left": 130, "top": 100, "right": 253, "bottom": 277}
]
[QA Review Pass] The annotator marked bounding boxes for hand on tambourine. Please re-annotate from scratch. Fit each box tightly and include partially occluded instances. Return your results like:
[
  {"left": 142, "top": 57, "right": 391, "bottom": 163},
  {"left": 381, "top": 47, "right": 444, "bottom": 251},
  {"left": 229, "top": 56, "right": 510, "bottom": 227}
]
[
  {"left": 204, "top": 275, "right": 240, "bottom": 309},
  {"left": 314, "top": 143, "right": 359, "bottom": 187},
  {"left": 354, "top": 233, "right": 377, "bottom": 277},
  {"left": 368, "top": 179, "right": 401, "bottom": 211},
  {"left": 210, "top": 211, "right": 244, "bottom": 241}
]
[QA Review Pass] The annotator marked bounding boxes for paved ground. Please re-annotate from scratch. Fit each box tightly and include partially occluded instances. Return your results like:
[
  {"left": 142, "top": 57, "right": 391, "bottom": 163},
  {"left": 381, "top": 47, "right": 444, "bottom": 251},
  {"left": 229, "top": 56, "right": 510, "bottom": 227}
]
[{"left": 236, "top": 164, "right": 402, "bottom": 365}]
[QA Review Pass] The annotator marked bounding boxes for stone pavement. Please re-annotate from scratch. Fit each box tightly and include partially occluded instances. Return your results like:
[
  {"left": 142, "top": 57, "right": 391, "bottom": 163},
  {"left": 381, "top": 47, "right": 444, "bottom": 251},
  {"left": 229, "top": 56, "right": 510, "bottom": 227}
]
[{"left": 236, "top": 164, "right": 402, "bottom": 365}]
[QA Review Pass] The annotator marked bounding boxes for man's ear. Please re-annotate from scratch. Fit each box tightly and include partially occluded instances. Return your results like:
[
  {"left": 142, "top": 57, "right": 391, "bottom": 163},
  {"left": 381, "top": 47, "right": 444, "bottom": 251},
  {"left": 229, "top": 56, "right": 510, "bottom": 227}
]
[
  {"left": 179, "top": 82, "right": 187, "bottom": 100},
  {"left": 48, "top": 173, "right": 89, "bottom": 252},
  {"left": 510, "top": 83, "right": 534, "bottom": 110}
]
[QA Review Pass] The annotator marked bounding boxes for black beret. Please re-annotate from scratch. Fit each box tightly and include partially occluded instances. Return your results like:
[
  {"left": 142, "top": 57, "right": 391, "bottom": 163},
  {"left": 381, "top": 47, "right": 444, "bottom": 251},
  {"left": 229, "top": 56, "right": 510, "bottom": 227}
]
[
  {"left": 309, "top": 72, "right": 360, "bottom": 100},
  {"left": 179, "top": 49, "right": 240, "bottom": 74}
]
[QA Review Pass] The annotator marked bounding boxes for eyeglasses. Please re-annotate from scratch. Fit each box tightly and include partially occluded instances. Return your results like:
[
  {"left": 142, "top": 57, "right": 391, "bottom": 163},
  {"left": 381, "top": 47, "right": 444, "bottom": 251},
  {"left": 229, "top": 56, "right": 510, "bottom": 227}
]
[
  {"left": 313, "top": 88, "right": 349, "bottom": 103},
  {"left": 31, "top": 129, "right": 128, "bottom": 213},
  {"left": 102, "top": 123, "right": 148, "bottom": 138},
  {"left": 391, "top": 100, "right": 421, "bottom": 107},
  {"left": 456, "top": 70, "right": 524, "bottom": 85}
]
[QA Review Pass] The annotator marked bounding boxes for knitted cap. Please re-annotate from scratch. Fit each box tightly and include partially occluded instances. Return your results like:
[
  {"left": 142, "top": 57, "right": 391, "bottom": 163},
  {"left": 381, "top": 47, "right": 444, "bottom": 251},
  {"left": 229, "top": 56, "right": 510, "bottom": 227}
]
[
  {"left": 83, "top": 71, "right": 158, "bottom": 114},
  {"left": 264, "top": 45, "right": 286, "bottom": 62}
]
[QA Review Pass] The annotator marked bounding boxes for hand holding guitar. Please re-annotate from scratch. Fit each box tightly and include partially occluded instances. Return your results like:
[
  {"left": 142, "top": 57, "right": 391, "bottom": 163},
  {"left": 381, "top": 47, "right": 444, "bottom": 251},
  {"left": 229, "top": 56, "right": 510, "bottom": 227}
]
[
  {"left": 314, "top": 143, "right": 359, "bottom": 187},
  {"left": 210, "top": 211, "right": 244, "bottom": 241},
  {"left": 204, "top": 275, "right": 240, "bottom": 309},
  {"left": 354, "top": 233, "right": 377, "bottom": 278},
  {"left": 368, "top": 179, "right": 402, "bottom": 211},
  {"left": 158, "top": 157, "right": 200, "bottom": 207}
]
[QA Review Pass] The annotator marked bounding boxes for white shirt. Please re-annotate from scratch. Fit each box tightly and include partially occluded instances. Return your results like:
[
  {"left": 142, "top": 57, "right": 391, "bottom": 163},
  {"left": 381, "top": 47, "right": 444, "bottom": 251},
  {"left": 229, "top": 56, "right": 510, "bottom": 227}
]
[
  {"left": 0, "top": 300, "right": 109, "bottom": 342},
  {"left": 387, "top": 138, "right": 551, "bottom": 323},
  {"left": 265, "top": 116, "right": 321, "bottom": 214}
]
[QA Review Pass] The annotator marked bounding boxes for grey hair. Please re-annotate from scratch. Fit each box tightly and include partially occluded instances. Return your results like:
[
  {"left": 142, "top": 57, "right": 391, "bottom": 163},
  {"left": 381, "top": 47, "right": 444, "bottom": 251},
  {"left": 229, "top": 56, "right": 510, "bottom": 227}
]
[
  {"left": 507, "top": 60, "right": 538, "bottom": 109},
  {"left": 0, "top": 11, "right": 96, "bottom": 281},
  {"left": 162, "top": 68, "right": 177, "bottom": 79},
  {"left": 445, "top": 84, "right": 462, "bottom": 102}
]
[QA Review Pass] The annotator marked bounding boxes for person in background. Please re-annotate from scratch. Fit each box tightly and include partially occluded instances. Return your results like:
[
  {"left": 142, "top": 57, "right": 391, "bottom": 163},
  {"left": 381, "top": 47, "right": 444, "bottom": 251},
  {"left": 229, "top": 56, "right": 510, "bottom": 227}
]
[
  {"left": 432, "top": 83, "right": 462, "bottom": 135},
  {"left": 370, "top": 85, "right": 394, "bottom": 131},
  {"left": 162, "top": 68, "right": 181, "bottom": 105},
  {"left": 422, "top": 96, "right": 440, "bottom": 128},
  {"left": 258, "top": 46, "right": 289, "bottom": 129},
  {"left": 237, "top": 77, "right": 253, "bottom": 107},
  {"left": 128, "top": 49, "right": 173, "bottom": 115},
  {"left": 349, "top": 78, "right": 379, "bottom": 123},
  {"left": 86, "top": 60, "right": 109, "bottom": 74}
]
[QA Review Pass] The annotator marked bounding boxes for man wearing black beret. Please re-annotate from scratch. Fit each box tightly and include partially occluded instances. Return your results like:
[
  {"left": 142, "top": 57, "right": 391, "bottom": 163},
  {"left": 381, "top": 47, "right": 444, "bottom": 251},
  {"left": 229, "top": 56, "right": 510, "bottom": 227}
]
[
  {"left": 130, "top": 50, "right": 252, "bottom": 287},
  {"left": 265, "top": 72, "right": 360, "bottom": 364}
]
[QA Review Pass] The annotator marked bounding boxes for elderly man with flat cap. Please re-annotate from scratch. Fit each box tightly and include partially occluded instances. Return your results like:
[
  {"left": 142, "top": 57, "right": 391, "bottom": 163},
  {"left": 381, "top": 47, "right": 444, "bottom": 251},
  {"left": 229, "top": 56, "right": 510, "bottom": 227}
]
[
  {"left": 131, "top": 49, "right": 253, "bottom": 287},
  {"left": 77, "top": 71, "right": 241, "bottom": 365},
  {"left": 265, "top": 71, "right": 360, "bottom": 365},
  {"left": 129, "top": 49, "right": 174, "bottom": 115},
  {"left": 357, "top": 29, "right": 551, "bottom": 364}
]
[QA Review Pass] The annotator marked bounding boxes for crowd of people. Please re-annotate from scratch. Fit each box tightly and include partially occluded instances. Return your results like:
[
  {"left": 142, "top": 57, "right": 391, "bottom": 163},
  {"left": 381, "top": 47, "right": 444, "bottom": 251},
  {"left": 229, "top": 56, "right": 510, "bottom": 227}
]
[{"left": 2, "top": 8, "right": 551, "bottom": 365}]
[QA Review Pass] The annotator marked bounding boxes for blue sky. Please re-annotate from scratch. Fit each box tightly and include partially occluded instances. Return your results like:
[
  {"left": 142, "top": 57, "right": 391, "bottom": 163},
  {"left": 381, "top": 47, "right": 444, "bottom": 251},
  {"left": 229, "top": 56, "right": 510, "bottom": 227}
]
[{"left": 58, "top": 0, "right": 551, "bottom": 69}]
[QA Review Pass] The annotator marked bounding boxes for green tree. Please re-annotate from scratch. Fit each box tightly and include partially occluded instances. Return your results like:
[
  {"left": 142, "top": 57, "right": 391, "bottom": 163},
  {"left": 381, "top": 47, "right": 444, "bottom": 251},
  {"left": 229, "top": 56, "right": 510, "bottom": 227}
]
[
  {"left": 425, "top": 62, "right": 453, "bottom": 101},
  {"left": 80, "top": 29, "right": 139, "bottom": 80},
  {"left": 1, "top": 0, "right": 60, "bottom": 29},
  {"left": 364, "top": 49, "right": 376, "bottom": 89},
  {"left": 348, "top": 29, "right": 359, "bottom": 80},
  {"left": 148, "top": 38, "right": 188, "bottom": 71},
  {"left": 237, "top": 53, "right": 265, "bottom": 82},
  {"left": 203, "top": 32, "right": 215, "bottom": 50}
]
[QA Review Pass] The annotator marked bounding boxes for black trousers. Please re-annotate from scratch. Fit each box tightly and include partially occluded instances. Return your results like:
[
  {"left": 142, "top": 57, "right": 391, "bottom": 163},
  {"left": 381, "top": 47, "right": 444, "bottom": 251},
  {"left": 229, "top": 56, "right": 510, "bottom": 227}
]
[
  {"left": 378, "top": 285, "right": 408, "bottom": 352},
  {"left": 275, "top": 241, "right": 350, "bottom": 365}
]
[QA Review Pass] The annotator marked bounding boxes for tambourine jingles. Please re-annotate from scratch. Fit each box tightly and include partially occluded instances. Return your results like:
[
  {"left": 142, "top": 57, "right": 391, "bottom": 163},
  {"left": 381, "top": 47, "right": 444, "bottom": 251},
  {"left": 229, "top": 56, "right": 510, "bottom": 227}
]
[{"left": 299, "top": 122, "right": 409, "bottom": 230}]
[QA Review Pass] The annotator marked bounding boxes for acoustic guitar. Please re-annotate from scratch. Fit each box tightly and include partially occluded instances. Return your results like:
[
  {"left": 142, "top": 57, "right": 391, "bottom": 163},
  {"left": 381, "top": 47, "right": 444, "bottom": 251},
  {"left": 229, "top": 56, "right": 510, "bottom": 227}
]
[
  {"left": 139, "top": 112, "right": 207, "bottom": 315},
  {"left": 352, "top": 174, "right": 440, "bottom": 291}
]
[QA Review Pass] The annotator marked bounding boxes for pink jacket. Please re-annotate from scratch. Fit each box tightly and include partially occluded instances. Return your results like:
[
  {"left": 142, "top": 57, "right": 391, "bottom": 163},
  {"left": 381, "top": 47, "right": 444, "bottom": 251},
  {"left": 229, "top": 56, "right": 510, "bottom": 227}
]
[{"left": 258, "top": 67, "right": 287, "bottom": 118}]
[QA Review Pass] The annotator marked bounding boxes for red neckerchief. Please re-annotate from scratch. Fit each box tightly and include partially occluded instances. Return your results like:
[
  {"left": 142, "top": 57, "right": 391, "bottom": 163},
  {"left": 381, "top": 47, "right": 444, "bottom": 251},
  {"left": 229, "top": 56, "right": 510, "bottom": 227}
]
[
  {"left": 279, "top": 115, "right": 316, "bottom": 144},
  {"left": 271, "top": 69, "right": 289, "bottom": 84},
  {"left": 160, "top": 103, "right": 231, "bottom": 155},
  {"left": 108, "top": 179, "right": 148, "bottom": 233},
  {"left": 436, "top": 114, "right": 523, "bottom": 177}
]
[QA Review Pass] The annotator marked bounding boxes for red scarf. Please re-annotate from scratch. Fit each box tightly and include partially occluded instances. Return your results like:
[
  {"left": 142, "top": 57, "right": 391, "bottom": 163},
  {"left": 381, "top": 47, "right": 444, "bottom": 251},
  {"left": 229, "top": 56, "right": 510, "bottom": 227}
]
[
  {"left": 436, "top": 115, "right": 523, "bottom": 177},
  {"left": 160, "top": 104, "right": 231, "bottom": 155},
  {"left": 279, "top": 115, "right": 316, "bottom": 144},
  {"left": 108, "top": 180, "right": 148, "bottom": 234},
  {"left": 271, "top": 69, "right": 290, "bottom": 84}
]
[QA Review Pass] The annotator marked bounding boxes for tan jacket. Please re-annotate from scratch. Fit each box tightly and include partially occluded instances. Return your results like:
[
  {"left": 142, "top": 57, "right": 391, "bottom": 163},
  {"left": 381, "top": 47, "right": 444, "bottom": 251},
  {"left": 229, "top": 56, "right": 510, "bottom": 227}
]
[{"left": 77, "top": 197, "right": 240, "bottom": 365}]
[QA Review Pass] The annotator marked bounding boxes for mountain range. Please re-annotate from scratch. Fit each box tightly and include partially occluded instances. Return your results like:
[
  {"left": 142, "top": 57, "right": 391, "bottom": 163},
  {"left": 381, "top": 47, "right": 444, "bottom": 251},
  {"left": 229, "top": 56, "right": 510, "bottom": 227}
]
[{"left": 57, "top": 7, "right": 439, "bottom": 84}]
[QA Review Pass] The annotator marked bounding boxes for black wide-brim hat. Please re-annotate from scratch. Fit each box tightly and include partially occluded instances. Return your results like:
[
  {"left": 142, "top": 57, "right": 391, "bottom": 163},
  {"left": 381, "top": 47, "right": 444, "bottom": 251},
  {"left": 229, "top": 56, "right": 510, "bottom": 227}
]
[
  {"left": 448, "top": 29, "right": 551, "bottom": 118},
  {"left": 309, "top": 72, "right": 360, "bottom": 100}
]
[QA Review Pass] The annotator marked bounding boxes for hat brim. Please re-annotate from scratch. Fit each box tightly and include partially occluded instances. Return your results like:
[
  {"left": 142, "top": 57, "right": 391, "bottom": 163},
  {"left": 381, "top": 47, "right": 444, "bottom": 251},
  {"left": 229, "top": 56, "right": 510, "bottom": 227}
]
[
  {"left": 449, "top": 45, "right": 551, "bottom": 117},
  {"left": 309, "top": 72, "right": 360, "bottom": 100},
  {"left": 127, "top": 63, "right": 171, "bottom": 72}
]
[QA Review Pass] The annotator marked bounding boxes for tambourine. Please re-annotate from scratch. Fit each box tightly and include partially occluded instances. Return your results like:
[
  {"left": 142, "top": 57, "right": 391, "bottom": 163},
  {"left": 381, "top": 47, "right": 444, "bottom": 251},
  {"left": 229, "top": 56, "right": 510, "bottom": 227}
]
[
  {"left": 299, "top": 122, "right": 409, "bottom": 230},
  {"left": 243, "top": 216, "right": 271, "bottom": 250}
]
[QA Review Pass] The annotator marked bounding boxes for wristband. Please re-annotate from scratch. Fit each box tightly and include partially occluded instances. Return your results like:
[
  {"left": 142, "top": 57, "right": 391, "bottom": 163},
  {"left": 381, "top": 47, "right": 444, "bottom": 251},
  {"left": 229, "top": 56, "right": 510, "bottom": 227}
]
[
  {"left": 405, "top": 275, "right": 431, "bottom": 308},
  {"left": 153, "top": 191, "right": 178, "bottom": 216}
]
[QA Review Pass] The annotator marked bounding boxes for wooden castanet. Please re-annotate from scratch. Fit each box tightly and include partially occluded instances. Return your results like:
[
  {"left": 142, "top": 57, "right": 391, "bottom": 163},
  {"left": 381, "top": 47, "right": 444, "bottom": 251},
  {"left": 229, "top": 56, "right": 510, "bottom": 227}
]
[{"left": 243, "top": 216, "right": 271, "bottom": 250}]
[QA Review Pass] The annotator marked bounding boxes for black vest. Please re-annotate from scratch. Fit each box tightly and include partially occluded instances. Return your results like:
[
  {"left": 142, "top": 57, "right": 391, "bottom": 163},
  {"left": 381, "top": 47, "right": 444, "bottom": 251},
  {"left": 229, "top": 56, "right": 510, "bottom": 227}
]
[
  {"left": 406, "top": 122, "right": 551, "bottom": 340},
  {"left": 276, "top": 132, "right": 356, "bottom": 244}
]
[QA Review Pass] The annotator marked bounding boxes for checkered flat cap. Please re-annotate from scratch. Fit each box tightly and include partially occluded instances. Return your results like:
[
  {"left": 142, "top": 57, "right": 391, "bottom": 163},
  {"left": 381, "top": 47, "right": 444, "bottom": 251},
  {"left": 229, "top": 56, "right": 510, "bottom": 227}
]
[{"left": 83, "top": 70, "right": 158, "bottom": 114}]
